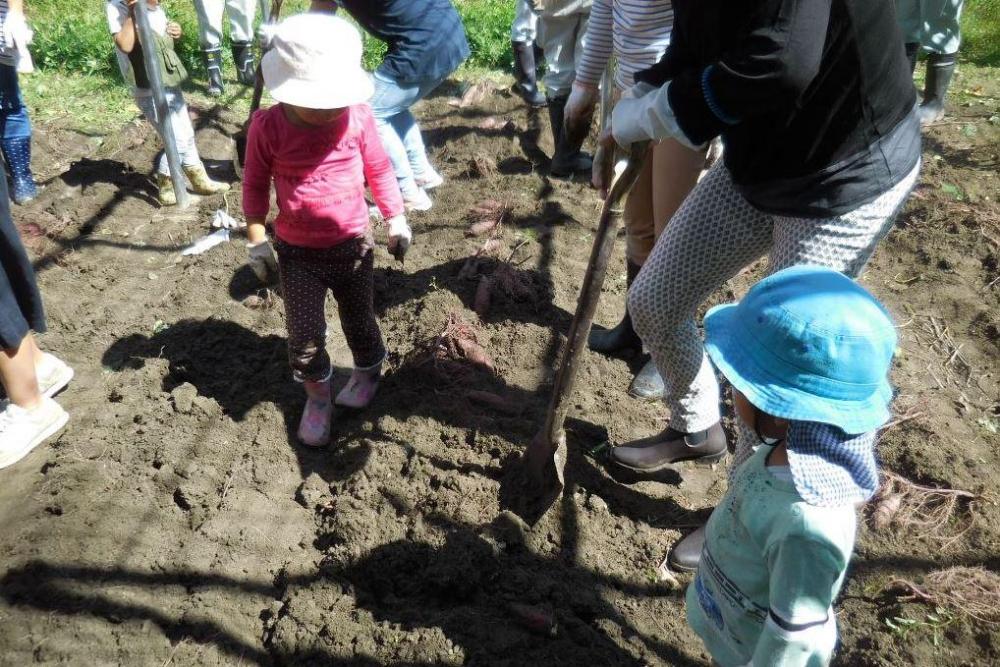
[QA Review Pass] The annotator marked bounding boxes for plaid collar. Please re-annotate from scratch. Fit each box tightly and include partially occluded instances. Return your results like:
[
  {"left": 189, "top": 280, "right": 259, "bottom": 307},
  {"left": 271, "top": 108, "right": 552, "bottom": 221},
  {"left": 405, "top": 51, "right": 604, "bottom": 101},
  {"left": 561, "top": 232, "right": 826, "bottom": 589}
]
[{"left": 785, "top": 421, "right": 878, "bottom": 507}]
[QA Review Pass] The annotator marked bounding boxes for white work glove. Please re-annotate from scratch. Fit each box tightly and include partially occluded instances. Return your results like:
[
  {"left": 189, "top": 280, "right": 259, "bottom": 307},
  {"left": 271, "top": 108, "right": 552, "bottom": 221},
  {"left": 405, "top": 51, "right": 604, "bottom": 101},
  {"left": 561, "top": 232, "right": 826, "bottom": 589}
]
[
  {"left": 211, "top": 209, "right": 246, "bottom": 230},
  {"left": 256, "top": 23, "right": 278, "bottom": 50},
  {"left": 564, "top": 83, "right": 599, "bottom": 141},
  {"left": 611, "top": 82, "right": 705, "bottom": 151},
  {"left": 386, "top": 214, "right": 412, "bottom": 263},
  {"left": 246, "top": 240, "right": 278, "bottom": 284},
  {"left": 3, "top": 10, "right": 32, "bottom": 50}
]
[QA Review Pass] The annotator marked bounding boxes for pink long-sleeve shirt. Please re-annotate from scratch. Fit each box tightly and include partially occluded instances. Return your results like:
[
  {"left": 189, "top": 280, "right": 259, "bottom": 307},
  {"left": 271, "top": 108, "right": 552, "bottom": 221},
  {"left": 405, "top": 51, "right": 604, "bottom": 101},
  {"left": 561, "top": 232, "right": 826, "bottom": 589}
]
[{"left": 242, "top": 103, "right": 405, "bottom": 249}]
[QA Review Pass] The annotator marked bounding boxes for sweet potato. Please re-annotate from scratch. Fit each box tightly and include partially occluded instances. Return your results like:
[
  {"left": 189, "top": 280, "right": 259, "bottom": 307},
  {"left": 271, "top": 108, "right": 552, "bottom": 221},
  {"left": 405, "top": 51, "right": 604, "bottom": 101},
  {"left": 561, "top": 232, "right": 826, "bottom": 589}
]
[{"left": 474, "top": 275, "right": 492, "bottom": 319}]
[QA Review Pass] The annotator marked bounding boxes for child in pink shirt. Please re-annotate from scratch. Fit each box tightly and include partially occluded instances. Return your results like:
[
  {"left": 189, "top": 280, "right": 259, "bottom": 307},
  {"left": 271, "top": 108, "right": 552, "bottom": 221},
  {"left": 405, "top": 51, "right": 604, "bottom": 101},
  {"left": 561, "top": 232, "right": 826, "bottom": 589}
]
[{"left": 242, "top": 12, "right": 411, "bottom": 448}]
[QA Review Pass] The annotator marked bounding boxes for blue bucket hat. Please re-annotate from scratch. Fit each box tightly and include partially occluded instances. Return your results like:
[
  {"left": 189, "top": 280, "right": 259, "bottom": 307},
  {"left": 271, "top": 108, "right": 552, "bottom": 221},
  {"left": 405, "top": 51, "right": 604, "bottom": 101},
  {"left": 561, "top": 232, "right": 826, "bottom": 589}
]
[{"left": 704, "top": 265, "right": 897, "bottom": 434}]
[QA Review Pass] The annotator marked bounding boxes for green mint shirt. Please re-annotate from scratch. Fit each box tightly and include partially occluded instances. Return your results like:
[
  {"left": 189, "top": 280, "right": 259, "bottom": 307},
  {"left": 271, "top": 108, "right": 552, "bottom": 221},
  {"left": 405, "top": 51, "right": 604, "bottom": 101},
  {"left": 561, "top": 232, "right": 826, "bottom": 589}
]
[{"left": 686, "top": 446, "right": 858, "bottom": 667}]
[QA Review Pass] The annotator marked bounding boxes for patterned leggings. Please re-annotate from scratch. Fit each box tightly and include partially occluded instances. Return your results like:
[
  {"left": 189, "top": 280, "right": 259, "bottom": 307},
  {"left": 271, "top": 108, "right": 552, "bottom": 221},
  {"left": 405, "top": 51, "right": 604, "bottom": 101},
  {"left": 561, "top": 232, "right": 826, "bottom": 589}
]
[
  {"left": 276, "top": 235, "right": 385, "bottom": 383},
  {"left": 628, "top": 161, "right": 920, "bottom": 458}
]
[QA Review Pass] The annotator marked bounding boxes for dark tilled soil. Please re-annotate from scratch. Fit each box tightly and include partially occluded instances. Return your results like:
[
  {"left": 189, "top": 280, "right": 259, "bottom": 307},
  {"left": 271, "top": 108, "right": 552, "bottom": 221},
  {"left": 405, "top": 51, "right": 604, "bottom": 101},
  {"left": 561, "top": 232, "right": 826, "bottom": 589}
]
[{"left": 0, "top": 78, "right": 997, "bottom": 666}]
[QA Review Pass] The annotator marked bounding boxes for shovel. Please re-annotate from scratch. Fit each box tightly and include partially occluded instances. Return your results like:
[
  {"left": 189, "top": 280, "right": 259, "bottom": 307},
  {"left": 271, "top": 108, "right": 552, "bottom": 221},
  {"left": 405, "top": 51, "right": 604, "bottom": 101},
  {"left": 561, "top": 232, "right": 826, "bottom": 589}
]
[
  {"left": 233, "top": 0, "right": 283, "bottom": 178},
  {"left": 511, "top": 139, "right": 649, "bottom": 523}
]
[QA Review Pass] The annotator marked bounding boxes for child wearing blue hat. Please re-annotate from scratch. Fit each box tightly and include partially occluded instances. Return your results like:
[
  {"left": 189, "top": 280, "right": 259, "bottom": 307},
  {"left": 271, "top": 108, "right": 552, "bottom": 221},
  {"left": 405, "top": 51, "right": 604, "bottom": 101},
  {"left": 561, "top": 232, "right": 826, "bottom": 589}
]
[{"left": 686, "top": 265, "right": 896, "bottom": 666}]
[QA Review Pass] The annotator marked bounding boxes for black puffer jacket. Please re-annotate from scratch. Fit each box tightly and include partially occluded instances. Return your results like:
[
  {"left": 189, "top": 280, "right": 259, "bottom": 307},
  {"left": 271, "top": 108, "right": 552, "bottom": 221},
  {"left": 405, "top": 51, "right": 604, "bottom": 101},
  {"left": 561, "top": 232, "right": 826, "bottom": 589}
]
[{"left": 635, "top": 0, "right": 920, "bottom": 216}]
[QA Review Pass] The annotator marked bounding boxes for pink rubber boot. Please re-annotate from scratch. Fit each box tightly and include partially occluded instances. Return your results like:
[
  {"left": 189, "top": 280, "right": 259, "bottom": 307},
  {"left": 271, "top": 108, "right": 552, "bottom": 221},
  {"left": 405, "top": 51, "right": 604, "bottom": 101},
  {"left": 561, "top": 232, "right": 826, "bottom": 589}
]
[
  {"left": 335, "top": 359, "right": 383, "bottom": 409},
  {"left": 298, "top": 379, "right": 333, "bottom": 447}
]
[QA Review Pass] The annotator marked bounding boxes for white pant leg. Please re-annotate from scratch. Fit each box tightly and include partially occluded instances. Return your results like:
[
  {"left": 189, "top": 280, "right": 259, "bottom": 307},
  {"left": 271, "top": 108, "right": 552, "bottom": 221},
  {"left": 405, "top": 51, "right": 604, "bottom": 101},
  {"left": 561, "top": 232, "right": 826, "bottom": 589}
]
[
  {"left": 194, "top": 0, "right": 225, "bottom": 50},
  {"left": 511, "top": 0, "right": 538, "bottom": 43},
  {"left": 769, "top": 163, "right": 921, "bottom": 278},
  {"left": 136, "top": 90, "right": 200, "bottom": 174},
  {"left": 226, "top": 0, "right": 257, "bottom": 44},
  {"left": 538, "top": 12, "right": 588, "bottom": 98},
  {"left": 628, "top": 163, "right": 773, "bottom": 433}
]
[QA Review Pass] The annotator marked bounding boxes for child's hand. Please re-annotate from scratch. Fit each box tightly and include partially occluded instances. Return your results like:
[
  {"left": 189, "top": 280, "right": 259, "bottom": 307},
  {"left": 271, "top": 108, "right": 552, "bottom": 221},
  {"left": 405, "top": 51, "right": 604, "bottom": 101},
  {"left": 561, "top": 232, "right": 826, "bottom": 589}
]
[
  {"left": 247, "top": 240, "right": 279, "bottom": 284},
  {"left": 386, "top": 215, "right": 412, "bottom": 263},
  {"left": 166, "top": 22, "right": 182, "bottom": 39}
]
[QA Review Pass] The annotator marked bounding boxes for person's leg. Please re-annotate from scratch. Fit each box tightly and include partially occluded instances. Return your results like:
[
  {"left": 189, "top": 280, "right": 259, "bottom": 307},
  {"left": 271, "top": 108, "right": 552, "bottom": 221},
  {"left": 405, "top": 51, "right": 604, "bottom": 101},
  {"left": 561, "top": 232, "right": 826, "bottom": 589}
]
[
  {"left": 391, "top": 75, "right": 447, "bottom": 188},
  {"left": 165, "top": 90, "right": 229, "bottom": 196},
  {"left": 0, "top": 65, "right": 37, "bottom": 204},
  {"left": 918, "top": 0, "right": 963, "bottom": 124},
  {"left": 227, "top": 0, "right": 257, "bottom": 85},
  {"left": 193, "top": 0, "right": 226, "bottom": 95},
  {"left": 322, "top": 236, "right": 386, "bottom": 409},
  {"left": 625, "top": 138, "right": 708, "bottom": 400},
  {"left": 541, "top": 12, "right": 592, "bottom": 176},
  {"left": 0, "top": 334, "right": 40, "bottom": 409},
  {"left": 510, "top": 0, "right": 545, "bottom": 106},
  {"left": 276, "top": 244, "right": 335, "bottom": 447},
  {"left": 369, "top": 73, "right": 430, "bottom": 209},
  {"left": 612, "top": 163, "right": 773, "bottom": 470}
]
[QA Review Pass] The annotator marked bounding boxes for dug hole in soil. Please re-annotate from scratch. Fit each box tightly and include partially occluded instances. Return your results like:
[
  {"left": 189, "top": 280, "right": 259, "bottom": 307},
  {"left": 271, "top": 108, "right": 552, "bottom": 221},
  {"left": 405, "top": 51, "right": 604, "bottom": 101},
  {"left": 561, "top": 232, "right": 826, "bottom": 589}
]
[{"left": 0, "top": 77, "right": 998, "bottom": 666}]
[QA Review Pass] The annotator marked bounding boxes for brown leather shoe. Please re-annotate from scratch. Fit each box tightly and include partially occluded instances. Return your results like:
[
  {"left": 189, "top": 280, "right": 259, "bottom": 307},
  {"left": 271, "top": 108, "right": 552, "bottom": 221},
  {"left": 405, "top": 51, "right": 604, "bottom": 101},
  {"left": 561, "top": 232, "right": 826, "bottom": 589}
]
[
  {"left": 669, "top": 524, "right": 706, "bottom": 572},
  {"left": 611, "top": 423, "right": 727, "bottom": 472}
]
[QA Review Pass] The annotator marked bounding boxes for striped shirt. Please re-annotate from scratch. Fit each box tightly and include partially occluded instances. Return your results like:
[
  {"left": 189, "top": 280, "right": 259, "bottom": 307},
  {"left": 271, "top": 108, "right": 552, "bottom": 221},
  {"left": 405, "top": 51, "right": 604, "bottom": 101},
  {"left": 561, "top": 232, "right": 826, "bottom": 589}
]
[{"left": 574, "top": 0, "right": 674, "bottom": 90}]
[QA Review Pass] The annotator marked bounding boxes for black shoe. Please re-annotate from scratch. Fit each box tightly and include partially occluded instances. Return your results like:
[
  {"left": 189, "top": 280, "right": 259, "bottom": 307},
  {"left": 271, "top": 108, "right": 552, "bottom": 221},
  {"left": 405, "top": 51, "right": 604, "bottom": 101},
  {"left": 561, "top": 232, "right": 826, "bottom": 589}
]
[
  {"left": 919, "top": 52, "right": 956, "bottom": 125},
  {"left": 511, "top": 41, "right": 546, "bottom": 107},
  {"left": 232, "top": 41, "right": 255, "bottom": 86},
  {"left": 589, "top": 260, "right": 642, "bottom": 354},
  {"left": 669, "top": 524, "right": 706, "bottom": 572},
  {"left": 204, "top": 48, "right": 224, "bottom": 96},
  {"left": 612, "top": 423, "right": 728, "bottom": 472},
  {"left": 548, "top": 95, "right": 592, "bottom": 178}
]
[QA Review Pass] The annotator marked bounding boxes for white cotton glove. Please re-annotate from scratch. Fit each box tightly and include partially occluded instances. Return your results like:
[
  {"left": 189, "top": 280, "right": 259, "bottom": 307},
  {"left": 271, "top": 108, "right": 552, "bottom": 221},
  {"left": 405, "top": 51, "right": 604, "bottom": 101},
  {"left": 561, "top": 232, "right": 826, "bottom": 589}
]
[
  {"left": 211, "top": 209, "right": 247, "bottom": 230},
  {"left": 4, "top": 10, "right": 32, "bottom": 50},
  {"left": 257, "top": 23, "right": 278, "bottom": 50},
  {"left": 246, "top": 240, "right": 278, "bottom": 284},
  {"left": 564, "top": 83, "right": 599, "bottom": 142},
  {"left": 386, "top": 214, "right": 412, "bottom": 263},
  {"left": 611, "top": 82, "right": 705, "bottom": 151}
]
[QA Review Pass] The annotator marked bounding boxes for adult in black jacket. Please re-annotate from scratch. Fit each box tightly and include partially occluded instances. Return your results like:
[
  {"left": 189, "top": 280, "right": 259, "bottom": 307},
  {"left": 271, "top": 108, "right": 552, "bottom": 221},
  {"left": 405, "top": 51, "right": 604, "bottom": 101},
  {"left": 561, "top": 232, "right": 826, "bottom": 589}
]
[{"left": 599, "top": 0, "right": 921, "bottom": 570}]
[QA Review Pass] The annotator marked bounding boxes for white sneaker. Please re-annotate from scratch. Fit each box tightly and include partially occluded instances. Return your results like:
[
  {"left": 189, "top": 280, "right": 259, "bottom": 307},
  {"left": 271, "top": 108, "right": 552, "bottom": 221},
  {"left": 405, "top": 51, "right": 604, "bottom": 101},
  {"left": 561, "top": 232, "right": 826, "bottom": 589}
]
[
  {"left": 0, "top": 397, "right": 68, "bottom": 470},
  {"left": 36, "top": 353, "right": 74, "bottom": 398},
  {"left": 403, "top": 188, "right": 433, "bottom": 212},
  {"left": 415, "top": 169, "right": 444, "bottom": 190}
]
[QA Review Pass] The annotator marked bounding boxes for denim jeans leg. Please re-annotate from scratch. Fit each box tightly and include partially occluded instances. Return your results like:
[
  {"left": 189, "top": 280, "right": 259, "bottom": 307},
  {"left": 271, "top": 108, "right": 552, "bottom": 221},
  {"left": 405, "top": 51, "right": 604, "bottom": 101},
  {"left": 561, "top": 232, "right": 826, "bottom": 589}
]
[{"left": 370, "top": 73, "right": 421, "bottom": 197}]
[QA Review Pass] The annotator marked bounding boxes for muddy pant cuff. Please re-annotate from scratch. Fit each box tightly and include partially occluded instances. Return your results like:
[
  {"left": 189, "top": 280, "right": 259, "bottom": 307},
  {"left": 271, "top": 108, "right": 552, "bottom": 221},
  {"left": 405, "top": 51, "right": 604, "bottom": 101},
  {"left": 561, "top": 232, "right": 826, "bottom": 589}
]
[
  {"left": 354, "top": 345, "right": 386, "bottom": 372},
  {"left": 293, "top": 366, "right": 333, "bottom": 384}
]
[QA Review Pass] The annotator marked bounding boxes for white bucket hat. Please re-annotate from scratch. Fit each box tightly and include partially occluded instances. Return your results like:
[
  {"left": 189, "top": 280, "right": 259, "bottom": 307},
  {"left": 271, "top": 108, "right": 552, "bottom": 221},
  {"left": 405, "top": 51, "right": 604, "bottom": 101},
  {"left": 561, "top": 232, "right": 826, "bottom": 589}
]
[{"left": 261, "top": 13, "right": 374, "bottom": 110}]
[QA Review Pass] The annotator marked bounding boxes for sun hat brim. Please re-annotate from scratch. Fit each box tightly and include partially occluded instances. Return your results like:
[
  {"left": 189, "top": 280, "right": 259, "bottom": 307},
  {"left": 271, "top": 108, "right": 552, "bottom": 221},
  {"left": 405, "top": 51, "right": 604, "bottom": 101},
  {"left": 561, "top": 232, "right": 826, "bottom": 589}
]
[
  {"left": 704, "top": 302, "right": 893, "bottom": 434},
  {"left": 261, "top": 52, "right": 374, "bottom": 109}
]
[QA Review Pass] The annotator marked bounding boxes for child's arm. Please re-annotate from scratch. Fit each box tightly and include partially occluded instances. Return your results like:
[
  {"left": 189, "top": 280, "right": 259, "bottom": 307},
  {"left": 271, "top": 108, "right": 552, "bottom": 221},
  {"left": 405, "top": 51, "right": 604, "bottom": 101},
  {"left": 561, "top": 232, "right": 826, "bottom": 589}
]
[
  {"left": 753, "top": 535, "right": 848, "bottom": 665},
  {"left": 112, "top": 0, "right": 139, "bottom": 53},
  {"left": 357, "top": 106, "right": 405, "bottom": 220},
  {"left": 357, "top": 106, "right": 410, "bottom": 260},
  {"left": 242, "top": 112, "right": 278, "bottom": 281}
]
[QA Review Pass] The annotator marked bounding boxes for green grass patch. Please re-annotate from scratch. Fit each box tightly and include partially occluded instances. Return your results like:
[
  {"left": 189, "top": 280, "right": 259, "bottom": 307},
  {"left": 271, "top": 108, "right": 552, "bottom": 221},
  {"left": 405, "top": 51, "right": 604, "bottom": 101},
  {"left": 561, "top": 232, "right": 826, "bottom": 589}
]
[{"left": 963, "top": 0, "right": 1000, "bottom": 65}]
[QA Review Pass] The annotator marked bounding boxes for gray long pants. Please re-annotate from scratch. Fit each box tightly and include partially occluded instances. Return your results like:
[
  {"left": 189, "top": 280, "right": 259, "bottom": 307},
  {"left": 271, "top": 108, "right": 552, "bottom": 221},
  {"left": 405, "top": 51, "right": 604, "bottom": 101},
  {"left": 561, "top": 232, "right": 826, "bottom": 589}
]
[
  {"left": 134, "top": 88, "right": 201, "bottom": 175},
  {"left": 193, "top": 0, "right": 259, "bottom": 49},
  {"left": 628, "top": 160, "right": 920, "bottom": 436}
]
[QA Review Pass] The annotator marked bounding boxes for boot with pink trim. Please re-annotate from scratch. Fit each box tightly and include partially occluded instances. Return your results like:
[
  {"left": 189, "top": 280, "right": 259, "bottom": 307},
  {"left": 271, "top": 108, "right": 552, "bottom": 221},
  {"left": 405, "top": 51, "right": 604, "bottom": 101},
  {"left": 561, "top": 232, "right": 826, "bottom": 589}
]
[{"left": 298, "top": 379, "right": 333, "bottom": 447}]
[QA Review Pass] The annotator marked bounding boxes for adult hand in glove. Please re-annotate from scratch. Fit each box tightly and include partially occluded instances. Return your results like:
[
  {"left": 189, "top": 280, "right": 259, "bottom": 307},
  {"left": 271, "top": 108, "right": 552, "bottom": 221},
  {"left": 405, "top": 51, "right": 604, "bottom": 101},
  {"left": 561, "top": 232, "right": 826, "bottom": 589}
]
[
  {"left": 564, "top": 83, "right": 599, "bottom": 148},
  {"left": 247, "top": 240, "right": 279, "bottom": 284},
  {"left": 386, "top": 215, "right": 412, "bottom": 263},
  {"left": 609, "top": 82, "right": 705, "bottom": 151}
]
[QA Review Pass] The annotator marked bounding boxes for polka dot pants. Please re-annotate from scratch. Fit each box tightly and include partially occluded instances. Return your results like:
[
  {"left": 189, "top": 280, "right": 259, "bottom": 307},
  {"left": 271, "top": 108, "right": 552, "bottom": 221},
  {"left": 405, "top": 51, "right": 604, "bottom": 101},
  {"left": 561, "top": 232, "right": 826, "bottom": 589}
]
[
  {"left": 628, "top": 161, "right": 921, "bottom": 435},
  {"left": 275, "top": 234, "right": 385, "bottom": 383}
]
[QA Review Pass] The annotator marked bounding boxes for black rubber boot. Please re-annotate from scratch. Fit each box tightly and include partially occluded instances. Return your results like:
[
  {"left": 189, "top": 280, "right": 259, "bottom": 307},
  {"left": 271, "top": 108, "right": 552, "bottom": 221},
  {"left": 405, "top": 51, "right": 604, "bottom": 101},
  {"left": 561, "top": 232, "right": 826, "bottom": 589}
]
[
  {"left": 904, "top": 42, "right": 919, "bottom": 76},
  {"left": 919, "top": 52, "right": 956, "bottom": 126},
  {"left": 232, "top": 41, "right": 256, "bottom": 86},
  {"left": 548, "top": 95, "right": 592, "bottom": 178},
  {"left": 511, "top": 41, "right": 546, "bottom": 108},
  {"left": 589, "top": 259, "right": 642, "bottom": 354},
  {"left": 669, "top": 524, "right": 706, "bottom": 572},
  {"left": 204, "top": 48, "right": 224, "bottom": 97}
]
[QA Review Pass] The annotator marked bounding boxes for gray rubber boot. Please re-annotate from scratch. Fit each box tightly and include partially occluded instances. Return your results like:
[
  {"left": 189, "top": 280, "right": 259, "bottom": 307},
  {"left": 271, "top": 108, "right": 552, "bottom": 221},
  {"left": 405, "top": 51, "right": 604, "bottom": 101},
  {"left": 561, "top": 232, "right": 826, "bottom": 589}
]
[
  {"left": 919, "top": 52, "right": 956, "bottom": 125},
  {"left": 629, "top": 356, "right": 665, "bottom": 401}
]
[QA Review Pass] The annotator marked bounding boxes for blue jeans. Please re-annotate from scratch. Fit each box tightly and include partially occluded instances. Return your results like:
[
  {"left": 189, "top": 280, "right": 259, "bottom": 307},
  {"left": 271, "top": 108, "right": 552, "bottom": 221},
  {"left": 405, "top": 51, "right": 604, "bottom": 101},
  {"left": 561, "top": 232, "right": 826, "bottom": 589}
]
[
  {"left": 369, "top": 70, "right": 445, "bottom": 197},
  {"left": 0, "top": 64, "right": 31, "bottom": 141}
]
